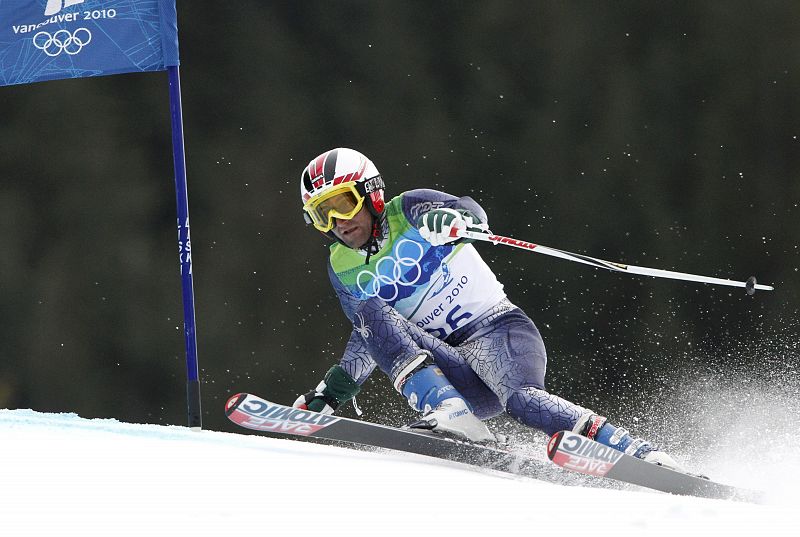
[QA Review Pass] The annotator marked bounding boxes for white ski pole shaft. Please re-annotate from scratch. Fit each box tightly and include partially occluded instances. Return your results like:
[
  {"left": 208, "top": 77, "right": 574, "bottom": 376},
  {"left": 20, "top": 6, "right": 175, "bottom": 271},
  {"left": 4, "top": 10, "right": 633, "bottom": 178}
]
[{"left": 452, "top": 228, "right": 774, "bottom": 294}]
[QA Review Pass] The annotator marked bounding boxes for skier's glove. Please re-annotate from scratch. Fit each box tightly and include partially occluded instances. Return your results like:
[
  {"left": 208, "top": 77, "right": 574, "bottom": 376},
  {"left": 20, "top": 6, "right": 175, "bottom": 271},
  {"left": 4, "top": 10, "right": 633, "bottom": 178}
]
[
  {"left": 417, "top": 208, "right": 489, "bottom": 246},
  {"left": 292, "top": 365, "right": 361, "bottom": 414}
]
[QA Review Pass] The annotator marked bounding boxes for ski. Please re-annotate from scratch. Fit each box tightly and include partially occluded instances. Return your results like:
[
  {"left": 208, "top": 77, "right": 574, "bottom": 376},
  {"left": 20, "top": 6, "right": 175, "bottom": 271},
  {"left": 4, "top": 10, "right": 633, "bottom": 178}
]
[
  {"left": 225, "top": 392, "right": 557, "bottom": 480},
  {"left": 547, "top": 430, "right": 762, "bottom": 503},
  {"left": 225, "top": 393, "right": 762, "bottom": 503}
]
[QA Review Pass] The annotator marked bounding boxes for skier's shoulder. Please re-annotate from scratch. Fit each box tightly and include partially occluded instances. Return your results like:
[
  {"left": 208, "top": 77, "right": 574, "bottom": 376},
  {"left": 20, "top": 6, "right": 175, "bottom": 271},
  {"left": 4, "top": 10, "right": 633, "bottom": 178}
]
[
  {"left": 400, "top": 188, "right": 459, "bottom": 205},
  {"left": 394, "top": 188, "right": 459, "bottom": 223}
]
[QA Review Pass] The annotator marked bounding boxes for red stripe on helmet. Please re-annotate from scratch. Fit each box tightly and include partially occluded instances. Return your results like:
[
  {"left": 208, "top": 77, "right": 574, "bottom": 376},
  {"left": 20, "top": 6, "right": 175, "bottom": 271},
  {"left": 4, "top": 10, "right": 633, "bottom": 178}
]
[
  {"left": 333, "top": 159, "right": 367, "bottom": 185},
  {"left": 353, "top": 159, "right": 367, "bottom": 182},
  {"left": 333, "top": 158, "right": 366, "bottom": 185},
  {"left": 310, "top": 151, "right": 330, "bottom": 181},
  {"left": 334, "top": 172, "right": 357, "bottom": 185}
]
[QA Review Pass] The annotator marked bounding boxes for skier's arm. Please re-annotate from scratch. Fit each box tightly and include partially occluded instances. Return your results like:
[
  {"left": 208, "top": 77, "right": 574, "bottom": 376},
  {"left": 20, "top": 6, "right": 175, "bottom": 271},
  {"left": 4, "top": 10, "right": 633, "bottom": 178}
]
[
  {"left": 339, "top": 329, "right": 378, "bottom": 384},
  {"left": 403, "top": 189, "right": 490, "bottom": 246},
  {"left": 292, "top": 262, "right": 376, "bottom": 414},
  {"left": 327, "top": 261, "right": 377, "bottom": 383}
]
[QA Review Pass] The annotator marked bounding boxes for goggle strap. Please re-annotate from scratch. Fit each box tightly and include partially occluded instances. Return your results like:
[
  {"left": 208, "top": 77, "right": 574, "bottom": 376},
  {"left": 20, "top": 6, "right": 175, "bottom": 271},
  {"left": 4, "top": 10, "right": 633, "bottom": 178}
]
[{"left": 362, "top": 175, "right": 384, "bottom": 194}]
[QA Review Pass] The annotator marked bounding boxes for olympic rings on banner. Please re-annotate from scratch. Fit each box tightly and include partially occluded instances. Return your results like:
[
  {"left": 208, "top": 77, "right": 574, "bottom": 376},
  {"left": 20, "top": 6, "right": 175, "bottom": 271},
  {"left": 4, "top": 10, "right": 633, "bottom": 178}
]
[
  {"left": 33, "top": 28, "right": 92, "bottom": 57},
  {"left": 357, "top": 239, "right": 424, "bottom": 302}
]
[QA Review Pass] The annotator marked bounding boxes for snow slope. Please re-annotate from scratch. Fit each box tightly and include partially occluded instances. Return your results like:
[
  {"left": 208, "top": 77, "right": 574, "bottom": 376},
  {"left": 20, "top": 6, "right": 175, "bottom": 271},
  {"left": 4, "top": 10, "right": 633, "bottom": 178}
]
[{"left": 0, "top": 409, "right": 796, "bottom": 536}]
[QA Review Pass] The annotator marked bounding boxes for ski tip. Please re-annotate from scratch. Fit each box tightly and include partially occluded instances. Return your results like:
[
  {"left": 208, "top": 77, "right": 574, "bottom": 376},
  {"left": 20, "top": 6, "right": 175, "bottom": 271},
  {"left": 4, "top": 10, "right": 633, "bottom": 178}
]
[
  {"left": 224, "top": 393, "right": 246, "bottom": 416},
  {"left": 546, "top": 431, "right": 565, "bottom": 461}
]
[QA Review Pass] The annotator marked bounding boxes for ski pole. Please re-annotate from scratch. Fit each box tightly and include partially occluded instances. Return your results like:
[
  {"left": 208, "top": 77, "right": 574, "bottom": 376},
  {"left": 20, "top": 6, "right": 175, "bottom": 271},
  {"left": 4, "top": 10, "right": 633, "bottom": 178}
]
[{"left": 452, "top": 228, "right": 774, "bottom": 294}]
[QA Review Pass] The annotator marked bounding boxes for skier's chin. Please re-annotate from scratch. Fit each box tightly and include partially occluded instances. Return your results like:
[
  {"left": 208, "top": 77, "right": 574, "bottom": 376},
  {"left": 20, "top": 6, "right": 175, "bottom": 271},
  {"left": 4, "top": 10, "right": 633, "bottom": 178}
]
[{"left": 336, "top": 229, "right": 365, "bottom": 249}]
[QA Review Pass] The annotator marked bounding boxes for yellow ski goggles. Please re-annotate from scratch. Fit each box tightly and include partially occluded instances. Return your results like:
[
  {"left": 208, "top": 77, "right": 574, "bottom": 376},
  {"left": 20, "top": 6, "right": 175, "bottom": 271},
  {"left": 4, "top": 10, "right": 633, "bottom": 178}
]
[{"left": 303, "top": 183, "right": 366, "bottom": 233}]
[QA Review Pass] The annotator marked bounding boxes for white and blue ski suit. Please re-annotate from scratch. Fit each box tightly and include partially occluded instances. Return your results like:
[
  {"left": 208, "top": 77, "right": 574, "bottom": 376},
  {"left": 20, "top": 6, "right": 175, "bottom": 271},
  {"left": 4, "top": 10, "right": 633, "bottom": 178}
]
[{"left": 327, "top": 188, "right": 588, "bottom": 435}]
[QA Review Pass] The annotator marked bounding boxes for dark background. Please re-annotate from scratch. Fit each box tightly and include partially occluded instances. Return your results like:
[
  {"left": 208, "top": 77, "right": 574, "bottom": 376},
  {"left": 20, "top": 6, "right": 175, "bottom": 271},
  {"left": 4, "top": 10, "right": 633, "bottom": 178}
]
[{"left": 1, "top": 2, "right": 798, "bottom": 436}]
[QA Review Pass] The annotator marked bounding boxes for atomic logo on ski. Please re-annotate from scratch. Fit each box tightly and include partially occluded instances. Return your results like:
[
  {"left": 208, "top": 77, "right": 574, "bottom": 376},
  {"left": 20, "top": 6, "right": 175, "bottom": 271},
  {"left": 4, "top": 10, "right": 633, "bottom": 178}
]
[
  {"left": 548, "top": 430, "right": 623, "bottom": 477},
  {"left": 225, "top": 393, "right": 340, "bottom": 435}
]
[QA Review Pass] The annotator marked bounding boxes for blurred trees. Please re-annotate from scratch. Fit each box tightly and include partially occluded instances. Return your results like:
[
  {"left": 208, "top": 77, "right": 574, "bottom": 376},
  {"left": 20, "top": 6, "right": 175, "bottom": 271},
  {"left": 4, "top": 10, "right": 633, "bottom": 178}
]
[{"left": 0, "top": 1, "right": 798, "bottom": 431}]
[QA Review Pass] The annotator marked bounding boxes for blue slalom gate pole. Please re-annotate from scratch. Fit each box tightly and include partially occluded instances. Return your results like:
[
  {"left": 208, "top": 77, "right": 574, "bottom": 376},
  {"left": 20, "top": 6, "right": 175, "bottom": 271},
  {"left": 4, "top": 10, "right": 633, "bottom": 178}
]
[
  {"left": 1, "top": 0, "right": 198, "bottom": 428},
  {"left": 167, "top": 65, "right": 202, "bottom": 429}
]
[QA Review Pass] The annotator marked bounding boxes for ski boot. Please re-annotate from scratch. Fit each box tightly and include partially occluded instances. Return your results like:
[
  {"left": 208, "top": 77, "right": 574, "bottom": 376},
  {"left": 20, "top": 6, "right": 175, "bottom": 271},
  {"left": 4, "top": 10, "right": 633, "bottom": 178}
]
[
  {"left": 573, "top": 413, "right": 684, "bottom": 472},
  {"left": 394, "top": 353, "right": 495, "bottom": 443}
]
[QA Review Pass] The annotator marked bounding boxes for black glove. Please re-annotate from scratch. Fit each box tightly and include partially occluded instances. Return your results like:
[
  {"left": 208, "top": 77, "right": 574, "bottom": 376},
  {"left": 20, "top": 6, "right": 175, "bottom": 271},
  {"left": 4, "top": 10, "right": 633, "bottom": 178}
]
[{"left": 292, "top": 365, "right": 361, "bottom": 414}]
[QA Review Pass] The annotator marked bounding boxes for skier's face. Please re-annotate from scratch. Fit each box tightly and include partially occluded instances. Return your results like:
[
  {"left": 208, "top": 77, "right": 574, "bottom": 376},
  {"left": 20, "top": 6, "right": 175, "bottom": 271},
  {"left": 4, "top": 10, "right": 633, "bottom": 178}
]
[{"left": 332, "top": 206, "right": 373, "bottom": 249}]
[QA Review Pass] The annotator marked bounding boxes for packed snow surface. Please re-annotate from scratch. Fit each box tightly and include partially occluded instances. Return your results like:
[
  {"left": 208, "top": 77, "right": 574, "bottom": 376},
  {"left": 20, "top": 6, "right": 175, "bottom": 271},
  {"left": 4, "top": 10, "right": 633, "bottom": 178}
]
[{"left": 1, "top": 409, "right": 797, "bottom": 536}]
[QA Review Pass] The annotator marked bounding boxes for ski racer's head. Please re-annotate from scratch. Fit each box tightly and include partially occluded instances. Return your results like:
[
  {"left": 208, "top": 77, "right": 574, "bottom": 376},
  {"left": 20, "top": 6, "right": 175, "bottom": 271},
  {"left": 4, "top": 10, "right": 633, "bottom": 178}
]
[{"left": 300, "top": 148, "right": 386, "bottom": 250}]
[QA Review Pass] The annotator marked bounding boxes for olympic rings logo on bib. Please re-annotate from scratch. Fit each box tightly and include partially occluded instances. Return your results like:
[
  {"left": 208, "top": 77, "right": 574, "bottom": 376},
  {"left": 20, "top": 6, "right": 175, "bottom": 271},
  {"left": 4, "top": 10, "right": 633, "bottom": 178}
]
[
  {"left": 33, "top": 28, "right": 92, "bottom": 57},
  {"left": 357, "top": 239, "right": 424, "bottom": 301}
]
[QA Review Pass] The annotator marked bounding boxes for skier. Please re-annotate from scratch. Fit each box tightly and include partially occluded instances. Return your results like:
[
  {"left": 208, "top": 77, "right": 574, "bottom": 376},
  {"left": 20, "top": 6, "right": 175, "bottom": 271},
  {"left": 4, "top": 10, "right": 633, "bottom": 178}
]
[{"left": 293, "top": 147, "right": 682, "bottom": 470}]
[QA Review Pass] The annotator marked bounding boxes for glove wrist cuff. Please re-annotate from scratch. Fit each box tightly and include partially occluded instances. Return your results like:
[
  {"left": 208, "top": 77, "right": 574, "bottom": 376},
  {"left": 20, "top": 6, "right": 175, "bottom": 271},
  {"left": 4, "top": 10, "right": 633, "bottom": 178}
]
[{"left": 323, "top": 365, "right": 361, "bottom": 405}]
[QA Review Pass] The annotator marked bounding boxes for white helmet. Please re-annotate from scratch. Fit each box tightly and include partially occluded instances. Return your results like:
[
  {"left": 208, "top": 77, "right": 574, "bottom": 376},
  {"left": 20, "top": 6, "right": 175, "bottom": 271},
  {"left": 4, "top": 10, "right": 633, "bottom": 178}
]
[{"left": 300, "top": 148, "right": 386, "bottom": 235}]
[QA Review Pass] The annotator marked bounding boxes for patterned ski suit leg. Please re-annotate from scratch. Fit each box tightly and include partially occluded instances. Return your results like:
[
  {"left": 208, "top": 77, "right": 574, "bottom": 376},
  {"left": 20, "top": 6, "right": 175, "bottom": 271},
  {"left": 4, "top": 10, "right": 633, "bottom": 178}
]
[
  {"left": 353, "top": 297, "right": 505, "bottom": 418},
  {"left": 456, "top": 309, "right": 589, "bottom": 436},
  {"left": 353, "top": 297, "right": 588, "bottom": 434}
]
